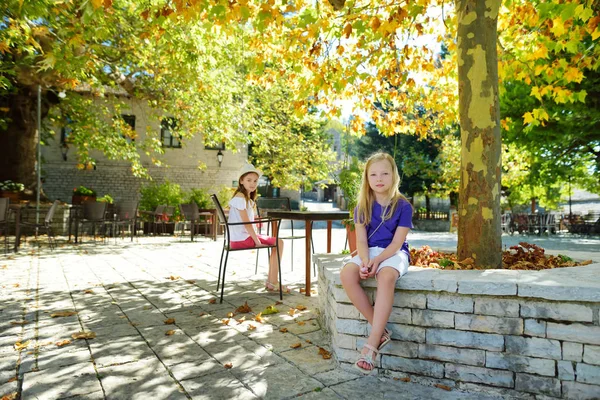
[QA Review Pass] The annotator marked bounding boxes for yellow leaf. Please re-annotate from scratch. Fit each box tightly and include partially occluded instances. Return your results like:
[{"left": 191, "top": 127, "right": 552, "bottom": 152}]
[
  {"left": 247, "top": 324, "right": 256, "bottom": 331},
  {"left": 71, "top": 331, "right": 96, "bottom": 340},
  {"left": 165, "top": 330, "right": 176, "bottom": 336},
  {"left": 296, "top": 305, "right": 307, "bottom": 311},
  {"left": 51, "top": 311, "right": 77, "bottom": 318},
  {"left": 564, "top": 67, "right": 584, "bottom": 83},
  {"left": 13, "top": 341, "right": 30, "bottom": 351},
  {"left": 592, "top": 28, "right": 600, "bottom": 41},
  {"left": 551, "top": 17, "right": 565, "bottom": 37},
  {"left": 343, "top": 23, "right": 352, "bottom": 38},
  {"left": 522, "top": 112, "right": 534, "bottom": 125},
  {"left": 56, "top": 340, "right": 71, "bottom": 347},
  {"left": 337, "top": 45, "right": 344, "bottom": 55},
  {"left": 91, "top": 0, "right": 103, "bottom": 8}
]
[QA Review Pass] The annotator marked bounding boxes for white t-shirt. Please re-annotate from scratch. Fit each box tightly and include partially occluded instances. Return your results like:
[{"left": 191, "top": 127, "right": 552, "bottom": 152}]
[{"left": 227, "top": 196, "right": 256, "bottom": 242}]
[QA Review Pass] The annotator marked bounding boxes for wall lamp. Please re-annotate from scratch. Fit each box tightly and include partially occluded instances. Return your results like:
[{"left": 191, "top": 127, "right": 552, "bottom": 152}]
[{"left": 217, "top": 150, "right": 224, "bottom": 167}]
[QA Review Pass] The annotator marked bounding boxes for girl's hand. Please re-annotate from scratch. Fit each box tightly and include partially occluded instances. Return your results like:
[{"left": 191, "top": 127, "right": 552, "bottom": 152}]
[
  {"left": 367, "top": 258, "right": 381, "bottom": 278},
  {"left": 359, "top": 258, "right": 370, "bottom": 279}
]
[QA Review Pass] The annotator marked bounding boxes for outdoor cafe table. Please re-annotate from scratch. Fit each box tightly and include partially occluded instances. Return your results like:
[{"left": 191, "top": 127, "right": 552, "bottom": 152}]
[
  {"left": 8, "top": 204, "right": 21, "bottom": 252},
  {"left": 265, "top": 210, "right": 349, "bottom": 297}
]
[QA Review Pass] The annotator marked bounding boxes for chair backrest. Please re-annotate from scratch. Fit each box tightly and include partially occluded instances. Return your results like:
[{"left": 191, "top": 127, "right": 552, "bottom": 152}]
[
  {"left": 211, "top": 195, "right": 227, "bottom": 224},
  {"left": 44, "top": 200, "right": 61, "bottom": 224},
  {"left": 116, "top": 201, "right": 138, "bottom": 221},
  {"left": 256, "top": 197, "right": 291, "bottom": 217},
  {"left": 179, "top": 203, "right": 199, "bottom": 220},
  {"left": 163, "top": 206, "right": 175, "bottom": 217},
  {"left": 82, "top": 201, "right": 107, "bottom": 221},
  {"left": 0, "top": 197, "right": 9, "bottom": 223}
]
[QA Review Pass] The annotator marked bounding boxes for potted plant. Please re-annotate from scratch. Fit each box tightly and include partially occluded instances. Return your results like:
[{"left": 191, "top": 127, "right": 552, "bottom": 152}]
[
  {"left": 72, "top": 186, "right": 97, "bottom": 205},
  {"left": 0, "top": 180, "right": 25, "bottom": 202},
  {"left": 338, "top": 158, "right": 363, "bottom": 252}
]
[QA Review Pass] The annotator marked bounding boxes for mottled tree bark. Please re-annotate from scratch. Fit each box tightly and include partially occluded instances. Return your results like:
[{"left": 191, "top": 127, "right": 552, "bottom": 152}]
[{"left": 456, "top": 0, "right": 502, "bottom": 267}]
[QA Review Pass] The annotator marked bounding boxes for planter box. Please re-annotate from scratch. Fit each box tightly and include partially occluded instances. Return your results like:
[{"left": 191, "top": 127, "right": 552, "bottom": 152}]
[{"left": 0, "top": 190, "right": 21, "bottom": 202}]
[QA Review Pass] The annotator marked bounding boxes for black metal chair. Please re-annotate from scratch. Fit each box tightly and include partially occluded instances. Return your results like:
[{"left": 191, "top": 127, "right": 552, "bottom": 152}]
[
  {"left": 211, "top": 194, "right": 283, "bottom": 303},
  {"left": 0, "top": 198, "right": 10, "bottom": 253},
  {"left": 19, "top": 200, "right": 60, "bottom": 250},
  {"left": 255, "top": 197, "right": 315, "bottom": 274},
  {"left": 113, "top": 200, "right": 138, "bottom": 242},
  {"left": 179, "top": 203, "right": 200, "bottom": 241},
  {"left": 79, "top": 201, "right": 108, "bottom": 243}
]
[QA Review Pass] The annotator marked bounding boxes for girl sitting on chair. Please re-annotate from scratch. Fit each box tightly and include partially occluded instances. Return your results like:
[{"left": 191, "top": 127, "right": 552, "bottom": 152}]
[{"left": 228, "top": 163, "right": 287, "bottom": 292}]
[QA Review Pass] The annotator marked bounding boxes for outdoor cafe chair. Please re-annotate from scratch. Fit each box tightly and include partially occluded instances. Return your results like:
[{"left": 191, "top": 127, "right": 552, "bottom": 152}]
[
  {"left": 79, "top": 201, "right": 108, "bottom": 243},
  {"left": 211, "top": 194, "right": 283, "bottom": 303},
  {"left": 179, "top": 203, "right": 200, "bottom": 241},
  {"left": 113, "top": 200, "right": 138, "bottom": 242},
  {"left": 0, "top": 197, "right": 9, "bottom": 253},
  {"left": 255, "top": 197, "right": 316, "bottom": 275},
  {"left": 19, "top": 200, "right": 61, "bottom": 250}
]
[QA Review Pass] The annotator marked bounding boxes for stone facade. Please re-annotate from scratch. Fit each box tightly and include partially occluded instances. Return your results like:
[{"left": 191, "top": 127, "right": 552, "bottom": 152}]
[{"left": 317, "top": 255, "right": 600, "bottom": 399}]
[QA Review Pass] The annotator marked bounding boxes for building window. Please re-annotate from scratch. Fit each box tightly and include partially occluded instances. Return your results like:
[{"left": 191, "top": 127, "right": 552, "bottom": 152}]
[
  {"left": 121, "top": 114, "right": 136, "bottom": 143},
  {"left": 161, "top": 117, "right": 181, "bottom": 148},
  {"left": 204, "top": 142, "right": 225, "bottom": 151}
]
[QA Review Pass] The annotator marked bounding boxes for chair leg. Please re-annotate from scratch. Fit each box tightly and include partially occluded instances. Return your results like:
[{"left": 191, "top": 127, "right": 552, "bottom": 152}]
[
  {"left": 220, "top": 250, "right": 230, "bottom": 304},
  {"left": 255, "top": 249, "right": 259, "bottom": 274},
  {"left": 276, "top": 243, "right": 283, "bottom": 301},
  {"left": 217, "top": 246, "right": 225, "bottom": 291}
]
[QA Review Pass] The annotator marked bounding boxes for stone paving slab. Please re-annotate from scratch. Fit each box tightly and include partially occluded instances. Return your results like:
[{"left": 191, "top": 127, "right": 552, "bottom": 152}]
[{"left": 5, "top": 232, "right": 595, "bottom": 399}]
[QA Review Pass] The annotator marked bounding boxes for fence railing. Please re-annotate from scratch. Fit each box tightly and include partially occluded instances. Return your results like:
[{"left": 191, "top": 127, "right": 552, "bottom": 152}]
[{"left": 413, "top": 211, "right": 449, "bottom": 220}]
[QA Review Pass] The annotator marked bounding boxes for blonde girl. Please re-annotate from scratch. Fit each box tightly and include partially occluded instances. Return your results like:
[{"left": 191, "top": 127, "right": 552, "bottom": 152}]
[
  {"left": 340, "top": 152, "right": 413, "bottom": 374},
  {"left": 228, "top": 163, "right": 285, "bottom": 292}
]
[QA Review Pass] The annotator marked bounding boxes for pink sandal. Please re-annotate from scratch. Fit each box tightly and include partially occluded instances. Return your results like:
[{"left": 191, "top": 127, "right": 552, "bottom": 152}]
[
  {"left": 354, "top": 343, "right": 378, "bottom": 375},
  {"left": 265, "top": 281, "right": 290, "bottom": 293},
  {"left": 379, "top": 328, "right": 392, "bottom": 350}
]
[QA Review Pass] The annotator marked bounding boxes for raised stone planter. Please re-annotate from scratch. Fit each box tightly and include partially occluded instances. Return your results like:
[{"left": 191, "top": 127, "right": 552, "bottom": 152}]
[{"left": 316, "top": 254, "right": 600, "bottom": 399}]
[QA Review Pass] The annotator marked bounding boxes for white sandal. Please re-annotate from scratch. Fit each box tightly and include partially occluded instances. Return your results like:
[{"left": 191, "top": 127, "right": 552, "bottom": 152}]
[{"left": 354, "top": 343, "right": 378, "bottom": 375}]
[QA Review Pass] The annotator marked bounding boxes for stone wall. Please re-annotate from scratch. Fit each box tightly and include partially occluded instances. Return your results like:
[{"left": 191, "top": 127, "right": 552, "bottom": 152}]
[{"left": 317, "top": 254, "right": 600, "bottom": 399}]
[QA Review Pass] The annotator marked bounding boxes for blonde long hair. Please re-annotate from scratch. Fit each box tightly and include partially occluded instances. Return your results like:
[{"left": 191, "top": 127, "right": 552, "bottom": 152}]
[{"left": 355, "top": 152, "right": 411, "bottom": 226}]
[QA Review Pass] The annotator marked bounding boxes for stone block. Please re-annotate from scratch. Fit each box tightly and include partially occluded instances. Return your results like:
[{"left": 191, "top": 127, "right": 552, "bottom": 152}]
[
  {"left": 426, "top": 328, "right": 504, "bottom": 351},
  {"left": 444, "top": 363, "right": 514, "bottom": 388},
  {"left": 388, "top": 307, "right": 411, "bottom": 324},
  {"left": 387, "top": 323, "right": 426, "bottom": 343},
  {"left": 411, "top": 309, "right": 454, "bottom": 328},
  {"left": 427, "top": 293, "right": 473, "bottom": 313},
  {"left": 371, "top": 340, "right": 419, "bottom": 358},
  {"left": 520, "top": 301, "right": 593, "bottom": 323},
  {"left": 515, "top": 373, "right": 561, "bottom": 397},
  {"left": 418, "top": 344, "right": 485, "bottom": 366},
  {"left": 455, "top": 314, "right": 523, "bottom": 335},
  {"left": 584, "top": 345, "right": 600, "bottom": 366},
  {"left": 381, "top": 355, "right": 444, "bottom": 378},
  {"left": 563, "top": 342, "right": 584, "bottom": 362},
  {"left": 335, "top": 319, "right": 367, "bottom": 336},
  {"left": 393, "top": 292, "right": 426, "bottom": 309},
  {"left": 524, "top": 319, "right": 546, "bottom": 337},
  {"left": 458, "top": 279, "right": 517, "bottom": 296},
  {"left": 333, "top": 332, "right": 356, "bottom": 350},
  {"left": 331, "top": 286, "right": 352, "bottom": 304},
  {"left": 562, "top": 381, "right": 600, "bottom": 400},
  {"left": 558, "top": 361, "right": 575, "bottom": 381},
  {"left": 577, "top": 363, "right": 600, "bottom": 385},
  {"left": 334, "top": 303, "right": 361, "bottom": 320},
  {"left": 547, "top": 323, "right": 600, "bottom": 345},
  {"left": 486, "top": 352, "right": 556, "bottom": 376},
  {"left": 473, "top": 297, "right": 520, "bottom": 317},
  {"left": 505, "top": 336, "right": 561, "bottom": 360},
  {"left": 332, "top": 346, "right": 359, "bottom": 364}
]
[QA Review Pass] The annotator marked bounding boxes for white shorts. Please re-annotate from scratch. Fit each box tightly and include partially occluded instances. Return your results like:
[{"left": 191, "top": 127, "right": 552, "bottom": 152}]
[{"left": 343, "top": 247, "right": 409, "bottom": 280}]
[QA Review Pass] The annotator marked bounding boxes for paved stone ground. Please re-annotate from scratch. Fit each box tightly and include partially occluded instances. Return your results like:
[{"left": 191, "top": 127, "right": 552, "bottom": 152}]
[{"left": 1, "top": 225, "right": 598, "bottom": 399}]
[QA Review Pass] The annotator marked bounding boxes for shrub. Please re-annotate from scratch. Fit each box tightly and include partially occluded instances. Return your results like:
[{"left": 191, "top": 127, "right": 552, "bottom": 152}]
[
  {"left": 139, "top": 181, "right": 183, "bottom": 219},
  {"left": 73, "top": 185, "right": 96, "bottom": 196},
  {"left": 186, "top": 188, "right": 212, "bottom": 209},
  {"left": 0, "top": 180, "right": 25, "bottom": 192}
]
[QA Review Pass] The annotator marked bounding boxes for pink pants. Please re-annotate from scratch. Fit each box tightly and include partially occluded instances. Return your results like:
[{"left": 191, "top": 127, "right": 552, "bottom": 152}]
[{"left": 230, "top": 234, "right": 276, "bottom": 249}]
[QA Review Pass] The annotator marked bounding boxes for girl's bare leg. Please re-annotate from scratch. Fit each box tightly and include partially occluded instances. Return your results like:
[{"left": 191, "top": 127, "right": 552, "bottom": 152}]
[
  {"left": 340, "top": 263, "right": 374, "bottom": 321},
  {"left": 267, "top": 239, "right": 284, "bottom": 284}
]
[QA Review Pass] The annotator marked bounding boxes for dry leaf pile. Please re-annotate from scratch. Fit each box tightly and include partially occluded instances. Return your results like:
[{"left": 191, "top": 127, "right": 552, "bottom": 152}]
[
  {"left": 318, "top": 347, "right": 332, "bottom": 359},
  {"left": 410, "top": 243, "right": 592, "bottom": 270}
]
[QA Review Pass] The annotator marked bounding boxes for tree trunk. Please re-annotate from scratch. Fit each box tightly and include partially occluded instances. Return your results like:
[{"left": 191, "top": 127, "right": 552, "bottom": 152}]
[
  {"left": 425, "top": 194, "right": 431, "bottom": 219},
  {"left": 456, "top": 0, "right": 502, "bottom": 268},
  {"left": 0, "top": 93, "right": 39, "bottom": 187}
]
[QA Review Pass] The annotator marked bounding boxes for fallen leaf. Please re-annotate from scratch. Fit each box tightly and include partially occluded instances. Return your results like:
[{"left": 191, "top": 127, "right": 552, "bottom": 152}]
[
  {"left": 7, "top": 376, "right": 17, "bottom": 382},
  {"left": 279, "top": 327, "right": 288, "bottom": 333},
  {"left": 318, "top": 347, "right": 331, "bottom": 359},
  {"left": 288, "top": 308, "right": 297, "bottom": 316},
  {"left": 306, "top": 340, "right": 312, "bottom": 344},
  {"left": 13, "top": 284, "right": 19, "bottom": 288},
  {"left": 83, "top": 289, "right": 94, "bottom": 294},
  {"left": 56, "top": 340, "right": 71, "bottom": 347},
  {"left": 290, "top": 342, "right": 302, "bottom": 349},
  {"left": 235, "top": 301, "right": 252, "bottom": 313},
  {"left": 51, "top": 311, "right": 77, "bottom": 318},
  {"left": 435, "top": 384, "right": 452, "bottom": 391},
  {"left": 143, "top": 306, "right": 153, "bottom": 310},
  {"left": 1, "top": 392, "right": 17, "bottom": 400},
  {"left": 297, "top": 321, "right": 306, "bottom": 326},
  {"left": 164, "top": 318, "right": 175, "bottom": 325},
  {"left": 227, "top": 312, "right": 234, "bottom": 318},
  {"left": 199, "top": 312, "right": 207, "bottom": 317},
  {"left": 254, "top": 313, "right": 264, "bottom": 323},
  {"left": 247, "top": 324, "right": 256, "bottom": 331},
  {"left": 10, "top": 321, "right": 28, "bottom": 325},
  {"left": 186, "top": 280, "right": 196, "bottom": 284},
  {"left": 224, "top": 363, "right": 233, "bottom": 369},
  {"left": 400, "top": 377, "right": 411, "bottom": 382},
  {"left": 0, "top": 265, "right": 6, "bottom": 269},
  {"left": 165, "top": 330, "right": 176, "bottom": 336},
  {"left": 311, "top": 290, "right": 317, "bottom": 294},
  {"left": 71, "top": 331, "right": 96, "bottom": 340},
  {"left": 580, "top": 260, "right": 593, "bottom": 265},
  {"left": 299, "top": 288, "right": 306, "bottom": 293},
  {"left": 296, "top": 305, "right": 307, "bottom": 311},
  {"left": 236, "top": 316, "right": 246, "bottom": 323},
  {"left": 130, "top": 322, "right": 139, "bottom": 327},
  {"left": 275, "top": 301, "right": 283, "bottom": 305},
  {"left": 222, "top": 319, "right": 230, "bottom": 325},
  {"left": 208, "top": 298, "right": 216, "bottom": 304},
  {"left": 13, "top": 341, "right": 30, "bottom": 351},
  {"left": 262, "top": 305, "right": 279, "bottom": 315},
  {"left": 167, "top": 275, "right": 180, "bottom": 280}
]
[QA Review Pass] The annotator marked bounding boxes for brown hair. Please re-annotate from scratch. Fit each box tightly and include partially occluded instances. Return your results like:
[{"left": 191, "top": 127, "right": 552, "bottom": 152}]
[{"left": 232, "top": 172, "right": 259, "bottom": 203}]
